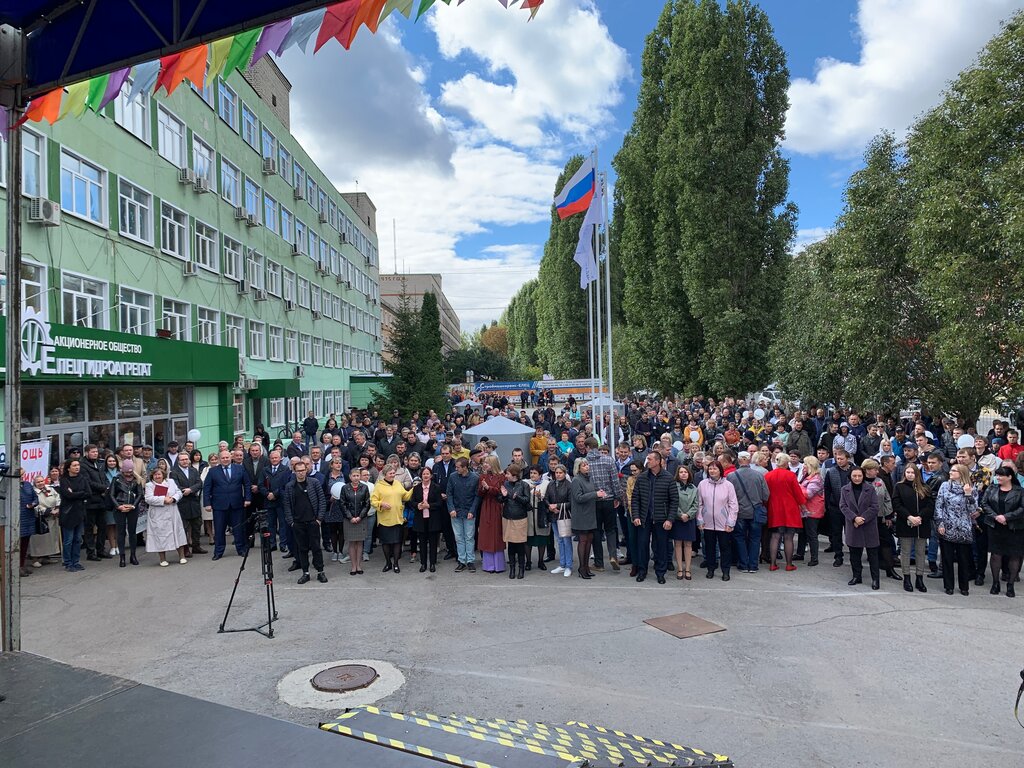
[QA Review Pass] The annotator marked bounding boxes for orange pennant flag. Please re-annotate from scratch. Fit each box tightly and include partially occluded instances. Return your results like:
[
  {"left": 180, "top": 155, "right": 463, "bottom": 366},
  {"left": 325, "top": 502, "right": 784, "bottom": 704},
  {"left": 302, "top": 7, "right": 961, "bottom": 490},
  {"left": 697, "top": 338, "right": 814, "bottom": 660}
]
[
  {"left": 352, "top": 0, "right": 390, "bottom": 43},
  {"left": 166, "top": 44, "right": 209, "bottom": 95},
  {"left": 18, "top": 89, "right": 63, "bottom": 126},
  {"left": 314, "top": 0, "right": 361, "bottom": 53}
]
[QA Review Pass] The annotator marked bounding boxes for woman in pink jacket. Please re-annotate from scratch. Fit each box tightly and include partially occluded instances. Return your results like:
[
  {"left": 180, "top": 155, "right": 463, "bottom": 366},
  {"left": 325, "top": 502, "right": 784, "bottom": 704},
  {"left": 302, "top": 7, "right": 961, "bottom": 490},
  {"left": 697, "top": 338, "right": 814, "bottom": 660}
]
[{"left": 697, "top": 460, "right": 739, "bottom": 581}]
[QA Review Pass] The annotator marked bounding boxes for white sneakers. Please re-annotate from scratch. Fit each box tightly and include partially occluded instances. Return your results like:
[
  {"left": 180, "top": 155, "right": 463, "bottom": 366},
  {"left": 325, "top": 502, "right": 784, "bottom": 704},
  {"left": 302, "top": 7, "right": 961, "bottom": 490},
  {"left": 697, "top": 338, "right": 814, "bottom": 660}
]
[
  {"left": 340, "top": 554, "right": 351, "bottom": 563},
  {"left": 110, "top": 547, "right": 119, "bottom": 556},
  {"left": 563, "top": 568, "right": 572, "bottom": 578},
  {"left": 159, "top": 561, "right": 169, "bottom": 567},
  {"left": 551, "top": 566, "right": 564, "bottom": 574},
  {"left": 179, "top": 558, "right": 188, "bottom": 565},
  {"left": 363, "top": 552, "right": 370, "bottom": 561}
]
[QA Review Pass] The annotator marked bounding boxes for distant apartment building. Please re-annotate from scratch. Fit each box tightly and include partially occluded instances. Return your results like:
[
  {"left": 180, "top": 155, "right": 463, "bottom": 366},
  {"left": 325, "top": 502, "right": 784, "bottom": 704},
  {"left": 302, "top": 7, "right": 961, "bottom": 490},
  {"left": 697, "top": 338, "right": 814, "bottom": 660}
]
[{"left": 380, "top": 273, "right": 461, "bottom": 356}]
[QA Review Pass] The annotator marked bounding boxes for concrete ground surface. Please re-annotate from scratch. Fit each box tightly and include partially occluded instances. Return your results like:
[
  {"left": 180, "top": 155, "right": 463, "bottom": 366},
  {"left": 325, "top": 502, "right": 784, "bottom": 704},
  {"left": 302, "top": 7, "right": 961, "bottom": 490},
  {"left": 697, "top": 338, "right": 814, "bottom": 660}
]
[{"left": 17, "top": 545, "right": 1024, "bottom": 768}]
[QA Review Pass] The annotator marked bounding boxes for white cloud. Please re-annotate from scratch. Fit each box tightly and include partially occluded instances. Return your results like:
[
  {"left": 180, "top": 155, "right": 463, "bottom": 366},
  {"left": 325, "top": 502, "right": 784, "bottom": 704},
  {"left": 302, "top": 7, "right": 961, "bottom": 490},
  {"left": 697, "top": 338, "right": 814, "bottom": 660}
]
[
  {"left": 792, "top": 227, "right": 832, "bottom": 253},
  {"left": 429, "top": 0, "right": 630, "bottom": 147},
  {"left": 785, "top": 0, "right": 1024, "bottom": 155}
]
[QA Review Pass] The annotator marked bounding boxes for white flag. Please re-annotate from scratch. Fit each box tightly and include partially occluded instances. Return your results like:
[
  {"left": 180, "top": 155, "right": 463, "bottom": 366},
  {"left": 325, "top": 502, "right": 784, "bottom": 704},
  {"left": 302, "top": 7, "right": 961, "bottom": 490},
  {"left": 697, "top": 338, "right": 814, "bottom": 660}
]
[{"left": 573, "top": 178, "right": 602, "bottom": 289}]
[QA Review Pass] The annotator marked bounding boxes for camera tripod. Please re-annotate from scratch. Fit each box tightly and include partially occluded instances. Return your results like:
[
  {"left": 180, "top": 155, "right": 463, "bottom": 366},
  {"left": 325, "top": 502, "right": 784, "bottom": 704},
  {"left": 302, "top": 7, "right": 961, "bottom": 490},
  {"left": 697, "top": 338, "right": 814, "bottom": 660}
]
[{"left": 218, "top": 515, "right": 278, "bottom": 638}]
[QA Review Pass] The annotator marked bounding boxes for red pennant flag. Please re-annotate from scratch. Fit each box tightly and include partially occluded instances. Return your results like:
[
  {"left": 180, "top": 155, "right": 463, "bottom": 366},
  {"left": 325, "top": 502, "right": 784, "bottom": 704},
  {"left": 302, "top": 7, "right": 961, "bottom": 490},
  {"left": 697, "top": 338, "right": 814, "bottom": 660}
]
[
  {"left": 17, "top": 89, "right": 63, "bottom": 126},
  {"left": 154, "top": 52, "right": 183, "bottom": 94},
  {"left": 314, "top": 0, "right": 362, "bottom": 53}
]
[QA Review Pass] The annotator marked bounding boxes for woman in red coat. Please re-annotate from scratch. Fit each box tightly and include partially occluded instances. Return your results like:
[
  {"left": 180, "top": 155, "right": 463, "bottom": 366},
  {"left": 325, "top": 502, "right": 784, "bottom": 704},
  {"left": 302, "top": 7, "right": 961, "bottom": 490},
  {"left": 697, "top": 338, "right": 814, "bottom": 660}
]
[
  {"left": 765, "top": 453, "right": 807, "bottom": 571},
  {"left": 477, "top": 455, "right": 506, "bottom": 573}
]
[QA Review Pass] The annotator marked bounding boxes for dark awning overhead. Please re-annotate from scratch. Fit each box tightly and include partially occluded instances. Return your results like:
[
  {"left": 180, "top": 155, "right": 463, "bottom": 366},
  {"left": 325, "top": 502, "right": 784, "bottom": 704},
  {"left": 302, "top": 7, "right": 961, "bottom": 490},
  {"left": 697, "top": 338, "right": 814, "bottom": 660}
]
[
  {"left": 252, "top": 378, "right": 301, "bottom": 399},
  {"left": 2, "top": 1, "right": 335, "bottom": 99}
]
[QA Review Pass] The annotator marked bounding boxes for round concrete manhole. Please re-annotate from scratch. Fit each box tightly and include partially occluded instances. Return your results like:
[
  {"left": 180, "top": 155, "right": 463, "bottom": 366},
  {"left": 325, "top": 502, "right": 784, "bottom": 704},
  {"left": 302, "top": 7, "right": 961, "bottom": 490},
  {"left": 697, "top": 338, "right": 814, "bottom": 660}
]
[{"left": 311, "top": 664, "right": 378, "bottom": 692}]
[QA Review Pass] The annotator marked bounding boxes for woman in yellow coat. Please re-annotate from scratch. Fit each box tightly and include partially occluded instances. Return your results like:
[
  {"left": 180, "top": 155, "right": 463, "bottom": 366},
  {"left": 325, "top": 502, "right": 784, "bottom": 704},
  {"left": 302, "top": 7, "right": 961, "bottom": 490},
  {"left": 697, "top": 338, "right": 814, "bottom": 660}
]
[{"left": 371, "top": 465, "right": 413, "bottom": 573}]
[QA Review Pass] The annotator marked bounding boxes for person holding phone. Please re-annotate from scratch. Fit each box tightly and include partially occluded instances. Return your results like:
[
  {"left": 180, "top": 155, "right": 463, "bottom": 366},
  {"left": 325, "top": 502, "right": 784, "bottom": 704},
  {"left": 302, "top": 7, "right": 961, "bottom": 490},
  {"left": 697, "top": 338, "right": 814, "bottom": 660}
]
[{"left": 935, "top": 463, "right": 977, "bottom": 596}]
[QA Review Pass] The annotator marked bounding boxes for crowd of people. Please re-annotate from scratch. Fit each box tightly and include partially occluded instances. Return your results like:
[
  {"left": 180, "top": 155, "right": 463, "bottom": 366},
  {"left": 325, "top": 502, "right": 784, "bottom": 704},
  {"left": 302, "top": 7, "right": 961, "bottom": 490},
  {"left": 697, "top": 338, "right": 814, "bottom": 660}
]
[{"left": 18, "top": 396, "right": 1024, "bottom": 598}]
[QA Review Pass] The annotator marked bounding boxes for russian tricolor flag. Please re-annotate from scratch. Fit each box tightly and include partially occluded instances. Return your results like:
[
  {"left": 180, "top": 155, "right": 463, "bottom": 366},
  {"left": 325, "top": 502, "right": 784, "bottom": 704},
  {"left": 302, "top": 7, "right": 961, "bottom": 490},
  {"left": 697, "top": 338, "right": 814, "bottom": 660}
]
[{"left": 554, "top": 156, "right": 596, "bottom": 220}]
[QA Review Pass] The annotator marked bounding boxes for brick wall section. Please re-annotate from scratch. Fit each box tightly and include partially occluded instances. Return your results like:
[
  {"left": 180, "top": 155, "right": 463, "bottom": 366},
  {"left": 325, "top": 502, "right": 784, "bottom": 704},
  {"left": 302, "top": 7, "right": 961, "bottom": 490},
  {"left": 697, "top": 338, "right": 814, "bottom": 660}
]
[{"left": 241, "top": 56, "right": 292, "bottom": 131}]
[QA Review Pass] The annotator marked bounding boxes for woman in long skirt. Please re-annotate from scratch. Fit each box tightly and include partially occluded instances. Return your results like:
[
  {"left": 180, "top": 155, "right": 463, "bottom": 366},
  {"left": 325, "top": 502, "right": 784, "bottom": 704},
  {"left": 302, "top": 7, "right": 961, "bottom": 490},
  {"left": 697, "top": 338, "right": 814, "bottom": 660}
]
[
  {"left": 477, "top": 456, "right": 506, "bottom": 573},
  {"left": 524, "top": 465, "right": 550, "bottom": 570},
  {"left": 144, "top": 467, "right": 188, "bottom": 567}
]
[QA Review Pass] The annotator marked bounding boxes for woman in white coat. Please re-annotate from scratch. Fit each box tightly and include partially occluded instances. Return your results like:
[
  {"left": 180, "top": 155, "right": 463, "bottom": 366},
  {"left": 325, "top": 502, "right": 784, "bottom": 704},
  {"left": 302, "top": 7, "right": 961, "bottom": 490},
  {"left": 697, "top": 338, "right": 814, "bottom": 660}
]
[{"left": 145, "top": 467, "right": 189, "bottom": 566}]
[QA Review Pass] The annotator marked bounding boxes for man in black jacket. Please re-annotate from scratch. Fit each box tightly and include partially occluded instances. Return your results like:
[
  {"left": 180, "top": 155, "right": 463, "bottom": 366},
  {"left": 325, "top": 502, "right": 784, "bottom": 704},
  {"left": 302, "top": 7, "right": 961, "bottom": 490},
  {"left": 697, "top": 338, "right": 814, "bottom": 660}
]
[
  {"left": 431, "top": 444, "right": 458, "bottom": 560},
  {"left": 258, "top": 450, "right": 293, "bottom": 556},
  {"left": 376, "top": 424, "right": 400, "bottom": 458},
  {"left": 629, "top": 451, "right": 678, "bottom": 584},
  {"left": 170, "top": 453, "right": 205, "bottom": 556},
  {"left": 80, "top": 444, "right": 112, "bottom": 561},
  {"left": 823, "top": 448, "right": 853, "bottom": 566},
  {"left": 242, "top": 443, "right": 269, "bottom": 508},
  {"left": 283, "top": 461, "right": 328, "bottom": 584}
]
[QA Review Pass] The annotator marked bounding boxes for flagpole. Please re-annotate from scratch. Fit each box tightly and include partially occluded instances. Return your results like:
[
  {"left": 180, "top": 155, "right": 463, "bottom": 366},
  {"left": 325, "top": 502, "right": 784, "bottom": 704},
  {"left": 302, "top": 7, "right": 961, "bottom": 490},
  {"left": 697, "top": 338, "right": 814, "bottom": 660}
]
[
  {"left": 601, "top": 172, "right": 614, "bottom": 438},
  {"left": 591, "top": 149, "right": 606, "bottom": 438},
  {"left": 587, "top": 281, "right": 596, "bottom": 424}
]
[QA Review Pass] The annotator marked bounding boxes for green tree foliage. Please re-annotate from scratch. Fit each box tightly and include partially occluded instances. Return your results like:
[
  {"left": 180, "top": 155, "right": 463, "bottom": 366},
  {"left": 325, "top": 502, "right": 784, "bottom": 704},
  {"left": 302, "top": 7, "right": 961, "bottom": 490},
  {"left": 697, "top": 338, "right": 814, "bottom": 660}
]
[
  {"left": 535, "top": 156, "right": 593, "bottom": 378},
  {"left": 380, "top": 290, "right": 424, "bottom": 415},
  {"left": 443, "top": 342, "right": 514, "bottom": 385},
  {"left": 614, "top": 0, "right": 795, "bottom": 396},
  {"left": 504, "top": 279, "right": 540, "bottom": 373},
  {"left": 416, "top": 292, "right": 448, "bottom": 414}
]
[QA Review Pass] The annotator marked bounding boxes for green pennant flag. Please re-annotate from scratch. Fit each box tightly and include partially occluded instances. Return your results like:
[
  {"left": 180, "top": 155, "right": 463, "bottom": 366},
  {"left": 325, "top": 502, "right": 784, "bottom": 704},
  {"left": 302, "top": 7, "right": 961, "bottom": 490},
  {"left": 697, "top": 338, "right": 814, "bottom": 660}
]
[
  {"left": 380, "top": 0, "right": 415, "bottom": 23},
  {"left": 224, "top": 28, "right": 262, "bottom": 76},
  {"left": 415, "top": 0, "right": 437, "bottom": 20},
  {"left": 58, "top": 81, "right": 90, "bottom": 120},
  {"left": 84, "top": 73, "right": 110, "bottom": 112}
]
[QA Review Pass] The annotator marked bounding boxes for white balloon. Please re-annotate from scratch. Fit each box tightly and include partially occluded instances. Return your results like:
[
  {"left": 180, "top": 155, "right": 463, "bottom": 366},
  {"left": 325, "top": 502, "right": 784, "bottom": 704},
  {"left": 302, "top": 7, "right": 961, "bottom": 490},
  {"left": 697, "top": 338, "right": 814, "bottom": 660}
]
[
  {"left": 742, "top": 410, "right": 751, "bottom": 420},
  {"left": 672, "top": 441, "right": 684, "bottom": 452},
  {"left": 69, "top": 433, "right": 84, "bottom": 447},
  {"left": 754, "top": 408, "right": 766, "bottom": 420},
  {"left": 330, "top": 481, "right": 344, "bottom": 500},
  {"left": 957, "top": 434, "right": 975, "bottom": 449},
  {"left": 187, "top": 429, "right": 201, "bottom": 443}
]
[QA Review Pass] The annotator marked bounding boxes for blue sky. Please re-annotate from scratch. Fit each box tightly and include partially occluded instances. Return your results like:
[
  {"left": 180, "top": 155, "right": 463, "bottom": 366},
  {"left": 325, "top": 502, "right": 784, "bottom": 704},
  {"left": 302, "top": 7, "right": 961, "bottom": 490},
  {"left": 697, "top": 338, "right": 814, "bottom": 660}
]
[{"left": 280, "top": 0, "right": 1023, "bottom": 330}]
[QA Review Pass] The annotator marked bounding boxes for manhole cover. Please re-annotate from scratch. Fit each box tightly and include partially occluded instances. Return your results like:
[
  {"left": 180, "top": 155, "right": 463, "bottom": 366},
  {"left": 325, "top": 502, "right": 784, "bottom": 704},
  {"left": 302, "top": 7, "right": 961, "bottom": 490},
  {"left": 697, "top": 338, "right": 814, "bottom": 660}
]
[{"left": 311, "top": 664, "right": 378, "bottom": 692}]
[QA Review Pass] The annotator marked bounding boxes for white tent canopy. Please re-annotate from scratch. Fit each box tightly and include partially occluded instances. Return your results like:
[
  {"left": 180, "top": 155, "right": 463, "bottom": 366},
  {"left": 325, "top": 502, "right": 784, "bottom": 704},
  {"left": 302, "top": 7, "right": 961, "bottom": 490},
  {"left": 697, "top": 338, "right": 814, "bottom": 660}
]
[
  {"left": 462, "top": 416, "right": 534, "bottom": 466},
  {"left": 584, "top": 395, "right": 625, "bottom": 412},
  {"left": 454, "top": 400, "right": 484, "bottom": 410}
]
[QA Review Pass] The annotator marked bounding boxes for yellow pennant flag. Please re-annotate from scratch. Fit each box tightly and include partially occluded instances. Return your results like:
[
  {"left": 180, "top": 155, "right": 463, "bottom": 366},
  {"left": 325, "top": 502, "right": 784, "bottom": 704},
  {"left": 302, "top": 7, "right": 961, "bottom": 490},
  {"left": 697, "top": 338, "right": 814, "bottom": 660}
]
[
  {"left": 58, "top": 81, "right": 90, "bottom": 120},
  {"left": 208, "top": 36, "right": 235, "bottom": 79}
]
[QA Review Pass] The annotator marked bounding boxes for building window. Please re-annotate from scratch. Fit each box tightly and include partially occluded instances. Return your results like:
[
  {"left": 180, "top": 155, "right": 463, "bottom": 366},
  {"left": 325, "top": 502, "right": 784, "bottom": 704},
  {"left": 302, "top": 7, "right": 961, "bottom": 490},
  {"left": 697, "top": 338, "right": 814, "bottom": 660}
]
[
  {"left": 247, "top": 251, "right": 265, "bottom": 291},
  {"left": 160, "top": 202, "right": 189, "bottom": 260},
  {"left": 224, "top": 314, "right": 244, "bottom": 350},
  {"left": 322, "top": 292, "right": 333, "bottom": 320},
  {"left": 311, "top": 285, "right": 321, "bottom": 315},
  {"left": 335, "top": 344, "right": 344, "bottom": 368},
  {"left": 162, "top": 299, "right": 190, "bottom": 340},
  {"left": 283, "top": 269, "right": 296, "bottom": 302},
  {"left": 295, "top": 220, "right": 306, "bottom": 254},
  {"left": 244, "top": 178, "right": 261, "bottom": 221},
  {"left": 62, "top": 272, "right": 107, "bottom": 329},
  {"left": 22, "top": 130, "right": 45, "bottom": 198},
  {"left": 261, "top": 127, "right": 276, "bottom": 160},
  {"left": 233, "top": 392, "right": 246, "bottom": 435},
  {"left": 318, "top": 190, "right": 327, "bottom": 217},
  {"left": 268, "top": 326, "right": 284, "bottom": 361},
  {"left": 221, "top": 158, "right": 241, "bottom": 206},
  {"left": 193, "top": 136, "right": 216, "bottom": 191},
  {"left": 157, "top": 106, "right": 186, "bottom": 168},
  {"left": 197, "top": 307, "right": 219, "bottom": 345},
  {"left": 249, "top": 321, "right": 266, "bottom": 359},
  {"left": 60, "top": 150, "right": 105, "bottom": 225},
  {"left": 319, "top": 240, "right": 329, "bottom": 270},
  {"left": 218, "top": 81, "right": 238, "bottom": 130},
  {"left": 114, "top": 80, "right": 150, "bottom": 143},
  {"left": 263, "top": 194, "right": 278, "bottom": 235},
  {"left": 278, "top": 147, "right": 292, "bottom": 185},
  {"left": 223, "top": 236, "right": 244, "bottom": 281},
  {"left": 190, "top": 67, "right": 214, "bottom": 106},
  {"left": 324, "top": 340, "right": 334, "bottom": 368},
  {"left": 194, "top": 221, "right": 218, "bottom": 271},
  {"left": 308, "top": 230, "right": 318, "bottom": 262},
  {"left": 285, "top": 330, "right": 298, "bottom": 363},
  {"left": 306, "top": 176, "right": 317, "bottom": 210},
  {"left": 313, "top": 338, "right": 323, "bottom": 367},
  {"left": 269, "top": 398, "right": 285, "bottom": 427},
  {"left": 118, "top": 179, "right": 153, "bottom": 244},
  {"left": 344, "top": 345, "right": 351, "bottom": 369},
  {"left": 281, "top": 207, "right": 293, "bottom": 244},
  {"left": 22, "top": 262, "right": 47, "bottom": 315},
  {"left": 293, "top": 162, "right": 305, "bottom": 195},
  {"left": 241, "top": 103, "right": 259, "bottom": 150},
  {"left": 266, "top": 261, "right": 282, "bottom": 297},
  {"left": 328, "top": 200, "right": 337, "bottom": 230},
  {"left": 297, "top": 277, "right": 310, "bottom": 308},
  {"left": 119, "top": 287, "right": 153, "bottom": 335},
  {"left": 330, "top": 247, "right": 340, "bottom": 276},
  {"left": 299, "top": 333, "right": 312, "bottom": 365},
  {"left": 332, "top": 295, "right": 341, "bottom": 320}
]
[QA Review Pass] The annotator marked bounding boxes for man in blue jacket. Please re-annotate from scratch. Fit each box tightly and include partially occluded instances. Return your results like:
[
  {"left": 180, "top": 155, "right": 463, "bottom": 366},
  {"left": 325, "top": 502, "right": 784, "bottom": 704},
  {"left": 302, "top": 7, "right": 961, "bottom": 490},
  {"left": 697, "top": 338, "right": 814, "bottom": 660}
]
[
  {"left": 446, "top": 458, "right": 480, "bottom": 572},
  {"left": 203, "top": 448, "right": 251, "bottom": 560}
]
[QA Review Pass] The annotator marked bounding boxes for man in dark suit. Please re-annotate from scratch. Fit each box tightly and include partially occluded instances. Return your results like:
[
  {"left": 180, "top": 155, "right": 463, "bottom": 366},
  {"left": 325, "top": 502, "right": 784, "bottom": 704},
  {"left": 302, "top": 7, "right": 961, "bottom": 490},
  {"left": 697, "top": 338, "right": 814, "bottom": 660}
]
[
  {"left": 258, "top": 449, "right": 292, "bottom": 556},
  {"left": 203, "top": 449, "right": 252, "bottom": 560},
  {"left": 242, "top": 442, "right": 268, "bottom": 507},
  {"left": 431, "top": 444, "right": 458, "bottom": 560},
  {"left": 170, "top": 453, "right": 206, "bottom": 556},
  {"left": 285, "top": 431, "right": 308, "bottom": 460}
]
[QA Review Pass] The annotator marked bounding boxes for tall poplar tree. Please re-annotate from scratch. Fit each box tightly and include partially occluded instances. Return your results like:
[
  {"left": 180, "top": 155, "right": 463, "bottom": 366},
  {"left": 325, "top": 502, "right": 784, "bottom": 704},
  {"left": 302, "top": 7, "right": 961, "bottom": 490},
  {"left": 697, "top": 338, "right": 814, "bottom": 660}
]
[{"left": 417, "top": 291, "right": 447, "bottom": 414}]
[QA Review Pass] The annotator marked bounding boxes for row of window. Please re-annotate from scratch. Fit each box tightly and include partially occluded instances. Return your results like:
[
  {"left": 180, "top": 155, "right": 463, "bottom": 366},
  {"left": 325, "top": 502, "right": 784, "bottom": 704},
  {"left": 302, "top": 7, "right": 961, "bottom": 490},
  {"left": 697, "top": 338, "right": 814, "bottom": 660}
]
[
  {"left": 266, "top": 390, "right": 349, "bottom": 429},
  {"left": 114, "top": 75, "right": 378, "bottom": 266},
  {"left": 14, "top": 263, "right": 381, "bottom": 373}
]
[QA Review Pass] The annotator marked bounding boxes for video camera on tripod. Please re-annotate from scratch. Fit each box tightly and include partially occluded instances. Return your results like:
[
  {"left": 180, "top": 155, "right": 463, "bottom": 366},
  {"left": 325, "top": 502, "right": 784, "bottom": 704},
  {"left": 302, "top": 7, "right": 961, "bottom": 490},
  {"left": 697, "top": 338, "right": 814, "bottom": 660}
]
[{"left": 218, "top": 505, "right": 278, "bottom": 638}]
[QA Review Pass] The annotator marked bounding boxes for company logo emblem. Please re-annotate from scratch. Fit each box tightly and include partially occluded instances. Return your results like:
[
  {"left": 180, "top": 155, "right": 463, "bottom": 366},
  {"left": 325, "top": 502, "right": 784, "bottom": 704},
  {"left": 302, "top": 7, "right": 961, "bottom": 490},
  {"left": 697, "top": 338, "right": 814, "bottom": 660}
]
[{"left": 21, "top": 307, "right": 55, "bottom": 375}]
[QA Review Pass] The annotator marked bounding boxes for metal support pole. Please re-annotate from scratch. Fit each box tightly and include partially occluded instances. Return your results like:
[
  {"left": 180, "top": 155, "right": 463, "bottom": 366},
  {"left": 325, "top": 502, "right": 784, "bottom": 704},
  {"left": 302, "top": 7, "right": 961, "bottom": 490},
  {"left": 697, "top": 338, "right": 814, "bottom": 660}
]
[
  {"left": 3, "top": 100, "right": 25, "bottom": 652},
  {"left": 601, "top": 173, "right": 614, "bottom": 437},
  {"left": 593, "top": 220, "right": 604, "bottom": 439},
  {"left": 586, "top": 283, "right": 595, "bottom": 424}
]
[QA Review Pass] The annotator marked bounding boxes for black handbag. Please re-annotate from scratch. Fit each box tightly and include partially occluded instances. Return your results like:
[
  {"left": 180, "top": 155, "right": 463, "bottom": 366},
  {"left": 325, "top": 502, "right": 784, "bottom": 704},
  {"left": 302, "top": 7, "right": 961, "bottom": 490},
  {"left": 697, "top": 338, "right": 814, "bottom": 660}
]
[{"left": 35, "top": 512, "right": 49, "bottom": 536}]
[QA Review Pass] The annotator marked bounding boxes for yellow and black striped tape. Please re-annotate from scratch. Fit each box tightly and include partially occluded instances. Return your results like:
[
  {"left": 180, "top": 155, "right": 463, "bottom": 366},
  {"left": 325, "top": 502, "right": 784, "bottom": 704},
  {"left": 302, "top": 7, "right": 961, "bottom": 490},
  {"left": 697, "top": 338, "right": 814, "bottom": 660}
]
[
  {"left": 568, "top": 721, "right": 730, "bottom": 763},
  {"left": 320, "top": 720, "right": 501, "bottom": 768}
]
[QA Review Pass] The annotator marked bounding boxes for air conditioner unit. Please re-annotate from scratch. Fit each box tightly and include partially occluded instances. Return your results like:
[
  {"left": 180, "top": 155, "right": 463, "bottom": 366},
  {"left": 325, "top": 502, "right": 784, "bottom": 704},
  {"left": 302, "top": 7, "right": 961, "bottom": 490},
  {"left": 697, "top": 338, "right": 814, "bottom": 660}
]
[
  {"left": 317, "top": 264, "right": 328, "bottom": 276},
  {"left": 28, "top": 197, "right": 61, "bottom": 226},
  {"left": 345, "top": 279, "right": 352, "bottom": 289},
  {"left": 245, "top": 214, "right": 259, "bottom": 227},
  {"left": 350, "top": 323, "right": 357, "bottom": 332},
  {"left": 293, "top": 185, "right": 304, "bottom": 201},
  {"left": 178, "top": 168, "right": 196, "bottom": 184},
  {"left": 372, "top": 298, "right": 378, "bottom": 306},
  {"left": 285, "top": 299, "right": 296, "bottom": 312},
  {"left": 339, "top": 232, "right": 347, "bottom": 244},
  {"left": 182, "top": 261, "right": 198, "bottom": 277},
  {"left": 318, "top": 211, "right": 328, "bottom": 224},
  {"left": 364, "top": 255, "right": 371, "bottom": 265},
  {"left": 335, "top": 274, "right": 343, "bottom": 285},
  {"left": 193, "top": 177, "right": 210, "bottom": 193},
  {"left": 312, "top": 310, "right": 323, "bottom": 320},
  {"left": 236, "top": 280, "right": 249, "bottom": 295},
  {"left": 262, "top": 158, "right": 277, "bottom": 175},
  {"left": 234, "top": 206, "right": 247, "bottom": 220},
  {"left": 253, "top": 289, "right": 267, "bottom": 301},
  {"left": 291, "top": 242, "right": 301, "bottom": 256},
  {"left": 238, "top": 358, "right": 247, "bottom": 374},
  {"left": 243, "top": 376, "right": 259, "bottom": 390},
  {"left": 294, "top": 365, "right": 305, "bottom": 378}
]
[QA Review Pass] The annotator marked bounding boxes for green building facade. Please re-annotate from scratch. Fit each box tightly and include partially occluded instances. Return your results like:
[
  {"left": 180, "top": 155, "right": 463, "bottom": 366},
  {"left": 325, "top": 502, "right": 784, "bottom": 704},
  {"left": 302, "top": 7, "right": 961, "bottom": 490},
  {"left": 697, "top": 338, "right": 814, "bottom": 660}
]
[{"left": 0, "top": 57, "right": 382, "bottom": 462}]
